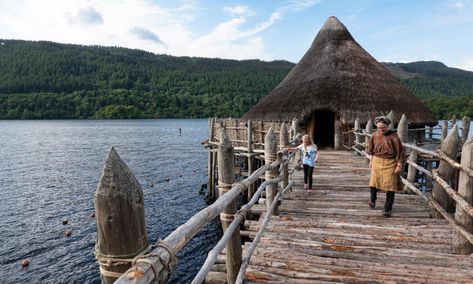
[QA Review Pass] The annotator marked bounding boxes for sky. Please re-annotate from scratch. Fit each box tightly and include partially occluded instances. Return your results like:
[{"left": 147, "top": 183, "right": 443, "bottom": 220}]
[{"left": 1, "top": 0, "right": 473, "bottom": 71}]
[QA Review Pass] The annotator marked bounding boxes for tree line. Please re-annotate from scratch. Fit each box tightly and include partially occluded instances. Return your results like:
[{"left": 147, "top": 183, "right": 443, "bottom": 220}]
[{"left": 0, "top": 40, "right": 471, "bottom": 119}]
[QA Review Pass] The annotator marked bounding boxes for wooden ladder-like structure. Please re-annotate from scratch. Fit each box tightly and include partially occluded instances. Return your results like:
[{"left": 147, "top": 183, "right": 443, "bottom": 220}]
[{"left": 237, "top": 150, "right": 473, "bottom": 283}]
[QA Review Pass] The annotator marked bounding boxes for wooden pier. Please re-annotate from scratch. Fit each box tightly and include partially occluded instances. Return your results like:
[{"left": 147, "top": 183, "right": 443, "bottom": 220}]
[
  {"left": 231, "top": 150, "right": 473, "bottom": 283},
  {"left": 92, "top": 115, "right": 473, "bottom": 284}
]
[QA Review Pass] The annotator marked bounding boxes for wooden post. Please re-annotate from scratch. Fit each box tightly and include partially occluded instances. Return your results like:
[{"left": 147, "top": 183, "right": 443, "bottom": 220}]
[
  {"left": 441, "top": 120, "right": 448, "bottom": 144},
  {"left": 247, "top": 120, "right": 254, "bottom": 201},
  {"left": 453, "top": 138, "right": 473, "bottom": 254},
  {"left": 354, "top": 118, "right": 361, "bottom": 155},
  {"left": 208, "top": 118, "right": 215, "bottom": 201},
  {"left": 280, "top": 123, "right": 289, "bottom": 189},
  {"left": 432, "top": 125, "right": 460, "bottom": 216},
  {"left": 217, "top": 128, "right": 242, "bottom": 284},
  {"left": 365, "top": 119, "right": 373, "bottom": 164},
  {"left": 291, "top": 118, "right": 299, "bottom": 138},
  {"left": 397, "top": 114, "right": 408, "bottom": 143},
  {"left": 265, "top": 128, "right": 279, "bottom": 215},
  {"left": 428, "top": 126, "right": 433, "bottom": 141},
  {"left": 95, "top": 147, "right": 148, "bottom": 283},
  {"left": 387, "top": 110, "right": 395, "bottom": 131},
  {"left": 406, "top": 145, "right": 418, "bottom": 193},
  {"left": 334, "top": 118, "right": 341, "bottom": 150},
  {"left": 462, "top": 116, "right": 471, "bottom": 145}
]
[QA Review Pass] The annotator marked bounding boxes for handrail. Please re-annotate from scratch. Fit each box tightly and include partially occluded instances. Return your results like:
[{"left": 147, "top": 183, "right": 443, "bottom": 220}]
[
  {"left": 115, "top": 157, "right": 285, "bottom": 283},
  {"left": 401, "top": 177, "right": 473, "bottom": 245},
  {"left": 191, "top": 177, "right": 282, "bottom": 284}
]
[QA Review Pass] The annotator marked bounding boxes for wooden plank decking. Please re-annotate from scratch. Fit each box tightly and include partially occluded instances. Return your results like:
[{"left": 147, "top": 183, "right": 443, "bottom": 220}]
[{"left": 210, "top": 150, "right": 473, "bottom": 283}]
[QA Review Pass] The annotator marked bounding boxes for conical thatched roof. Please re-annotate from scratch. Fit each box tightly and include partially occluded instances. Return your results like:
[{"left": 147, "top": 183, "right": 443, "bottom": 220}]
[{"left": 242, "top": 16, "right": 436, "bottom": 126}]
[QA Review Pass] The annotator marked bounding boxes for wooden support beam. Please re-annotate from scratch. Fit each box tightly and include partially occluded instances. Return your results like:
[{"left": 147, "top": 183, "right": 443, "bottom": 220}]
[
  {"left": 217, "top": 128, "right": 242, "bottom": 284},
  {"left": 265, "top": 128, "right": 279, "bottom": 215}
]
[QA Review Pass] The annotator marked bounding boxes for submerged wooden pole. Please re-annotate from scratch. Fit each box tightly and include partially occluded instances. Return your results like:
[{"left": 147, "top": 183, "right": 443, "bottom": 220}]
[
  {"left": 453, "top": 138, "right": 473, "bottom": 254},
  {"left": 265, "top": 128, "right": 279, "bottom": 215},
  {"left": 280, "top": 123, "right": 289, "bottom": 189},
  {"left": 217, "top": 128, "right": 242, "bottom": 284},
  {"left": 94, "top": 147, "right": 148, "bottom": 283},
  {"left": 432, "top": 125, "right": 460, "bottom": 216},
  {"left": 364, "top": 119, "right": 373, "bottom": 164},
  {"left": 461, "top": 116, "right": 471, "bottom": 145},
  {"left": 208, "top": 118, "right": 216, "bottom": 201}
]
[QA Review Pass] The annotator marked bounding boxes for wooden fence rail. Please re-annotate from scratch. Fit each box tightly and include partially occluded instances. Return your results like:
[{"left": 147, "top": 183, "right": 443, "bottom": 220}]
[
  {"left": 94, "top": 126, "right": 296, "bottom": 284},
  {"left": 343, "top": 114, "right": 473, "bottom": 254}
]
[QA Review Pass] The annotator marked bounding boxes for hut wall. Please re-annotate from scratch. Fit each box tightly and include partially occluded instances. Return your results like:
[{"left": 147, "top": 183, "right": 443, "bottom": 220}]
[{"left": 211, "top": 119, "right": 292, "bottom": 150}]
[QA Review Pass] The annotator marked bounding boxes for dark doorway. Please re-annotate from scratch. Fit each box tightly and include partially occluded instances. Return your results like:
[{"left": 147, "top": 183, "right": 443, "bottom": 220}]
[{"left": 312, "top": 110, "right": 335, "bottom": 148}]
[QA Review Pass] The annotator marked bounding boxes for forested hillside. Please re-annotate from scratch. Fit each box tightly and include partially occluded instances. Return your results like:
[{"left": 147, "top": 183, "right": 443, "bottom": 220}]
[{"left": 0, "top": 40, "right": 471, "bottom": 119}]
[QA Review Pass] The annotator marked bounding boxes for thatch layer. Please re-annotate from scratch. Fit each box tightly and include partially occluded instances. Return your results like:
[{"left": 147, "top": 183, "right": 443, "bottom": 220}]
[{"left": 242, "top": 16, "right": 436, "bottom": 126}]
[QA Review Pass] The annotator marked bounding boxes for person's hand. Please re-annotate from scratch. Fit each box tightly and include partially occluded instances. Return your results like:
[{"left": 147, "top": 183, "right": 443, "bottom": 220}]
[{"left": 394, "top": 164, "right": 402, "bottom": 173}]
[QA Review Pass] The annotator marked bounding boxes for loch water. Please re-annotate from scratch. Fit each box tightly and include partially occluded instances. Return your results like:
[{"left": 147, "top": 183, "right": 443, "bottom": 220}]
[{"left": 0, "top": 119, "right": 220, "bottom": 283}]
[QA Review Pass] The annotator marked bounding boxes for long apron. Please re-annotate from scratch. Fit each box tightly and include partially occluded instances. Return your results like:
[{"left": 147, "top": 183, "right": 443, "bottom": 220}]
[{"left": 369, "top": 156, "right": 401, "bottom": 192}]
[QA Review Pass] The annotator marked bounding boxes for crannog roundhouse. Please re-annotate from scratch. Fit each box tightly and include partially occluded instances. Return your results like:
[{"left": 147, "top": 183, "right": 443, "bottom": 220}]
[{"left": 242, "top": 16, "right": 436, "bottom": 148}]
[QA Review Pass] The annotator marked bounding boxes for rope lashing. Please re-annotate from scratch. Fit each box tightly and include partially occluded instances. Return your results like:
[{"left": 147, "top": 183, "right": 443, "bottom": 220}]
[
  {"left": 95, "top": 239, "right": 177, "bottom": 280},
  {"left": 219, "top": 212, "right": 235, "bottom": 222}
]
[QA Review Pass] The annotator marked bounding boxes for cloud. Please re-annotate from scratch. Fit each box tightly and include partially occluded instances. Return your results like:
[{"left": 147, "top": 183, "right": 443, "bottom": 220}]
[
  {"left": 75, "top": 6, "right": 103, "bottom": 26},
  {"left": 0, "top": 0, "right": 318, "bottom": 60},
  {"left": 223, "top": 5, "right": 255, "bottom": 16},
  {"left": 453, "top": 2, "right": 465, "bottom": 9},
  {"left": 130, "top": 27, "right": 165, "bottom": 45}
]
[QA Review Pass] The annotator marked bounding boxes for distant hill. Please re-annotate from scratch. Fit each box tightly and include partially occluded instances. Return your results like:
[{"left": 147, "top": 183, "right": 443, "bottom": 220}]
[{"left": 0, "top": 40, "right": 471, "bottom": 119}]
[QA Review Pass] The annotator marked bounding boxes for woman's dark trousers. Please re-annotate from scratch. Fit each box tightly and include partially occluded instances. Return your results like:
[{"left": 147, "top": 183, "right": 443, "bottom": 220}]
[{"left": 370, "top": 187, "right": 395, "bottom": 211}]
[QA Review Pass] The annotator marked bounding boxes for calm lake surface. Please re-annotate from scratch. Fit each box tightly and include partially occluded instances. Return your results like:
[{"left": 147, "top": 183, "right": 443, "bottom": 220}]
[{"left": 0, "top": 119, "right": 220, "bottom": 283}]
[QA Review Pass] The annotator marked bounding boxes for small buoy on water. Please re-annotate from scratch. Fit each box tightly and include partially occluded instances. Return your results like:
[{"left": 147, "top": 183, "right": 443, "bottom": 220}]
[
  {"left": 179, "top": 174, "right": 182, "bottom": 177},
  {"left": 193, "top": 170, "right": 196, "bottom": 173},
  {"left": 150, "top": 183, "right": 154, "bottom": 187},
  {"left": 65, "top": 229, "right": 72, "bottom": 237},
  {"left": 89, "top": 212, "right": 95, "bottom": 218},
  {"left": 21, "top": 259, "right": 30, "bottom": 267},
  {"left": 62, "top": 220, "right": 68, "bottom": 225},
  {"left": 165, "top": 178, "right": 170, "bottom": 182}
]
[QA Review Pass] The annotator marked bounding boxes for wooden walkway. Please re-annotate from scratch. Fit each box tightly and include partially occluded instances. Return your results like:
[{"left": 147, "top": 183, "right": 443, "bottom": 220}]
[{"left": 235, "top": 150, "right": 473, "bottom": 283}]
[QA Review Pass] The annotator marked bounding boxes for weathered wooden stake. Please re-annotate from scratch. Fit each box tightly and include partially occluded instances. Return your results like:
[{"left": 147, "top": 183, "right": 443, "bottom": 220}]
[
  {"left": 291, "top": 118, "right": 299, "bottom": 138},
  {"left": 280, "top": 123, "right": 289, "bottom": 189},
  {"left": 428, "top": 126, "right": 433, "bottom": 141},
  {"left": 95, "top": 147, "right": 148, "bottom": 284},
  {"left": 387, "top": 110, "right": 395, "bottom": 131},
  {"left": 334, "top": 118, "right": 341, "bottom": 150},
  {"left": 265, "top": 128, "right": 279, "bottom": 215},
  {"left": 406, "top": 143, "right": 418, "bottom": 193},
  {"left": 208, "top": 118, "right": 216, "bottom": 200},
  {"left": 217, "top": 128, "right": 242, "bottom": 284},
  {"left": 354, "top": 118, "right": 361, "bottom": 155},
  {"left": 247, "top": 120, "right": 254, "bottom": 201},
  {"left": 432, "top": 125, "right": 460, "bottom": 216},
  {"left": 397, "top": 114, "right": 408, "bottom": 143},
  {"left": 364, "top": 119, "right": 373, "bottom": 164},
  {"left": 441, "top": 120, "right": 448, "bottom": 144},
  {"left": 461, "top": 116, "right": 471, "bottom": 145},
  {"left": 453, "top": 137, "right": 473, "bottom": 254}
]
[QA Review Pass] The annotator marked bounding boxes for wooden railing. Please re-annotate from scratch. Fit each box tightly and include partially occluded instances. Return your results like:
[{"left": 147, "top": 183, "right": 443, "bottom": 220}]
[
  {"left": 343, "top": 114, "right": 473, "bottom": 254},
  {"left": 94, "top": 125, "right": 298, "bottom": 284}
]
